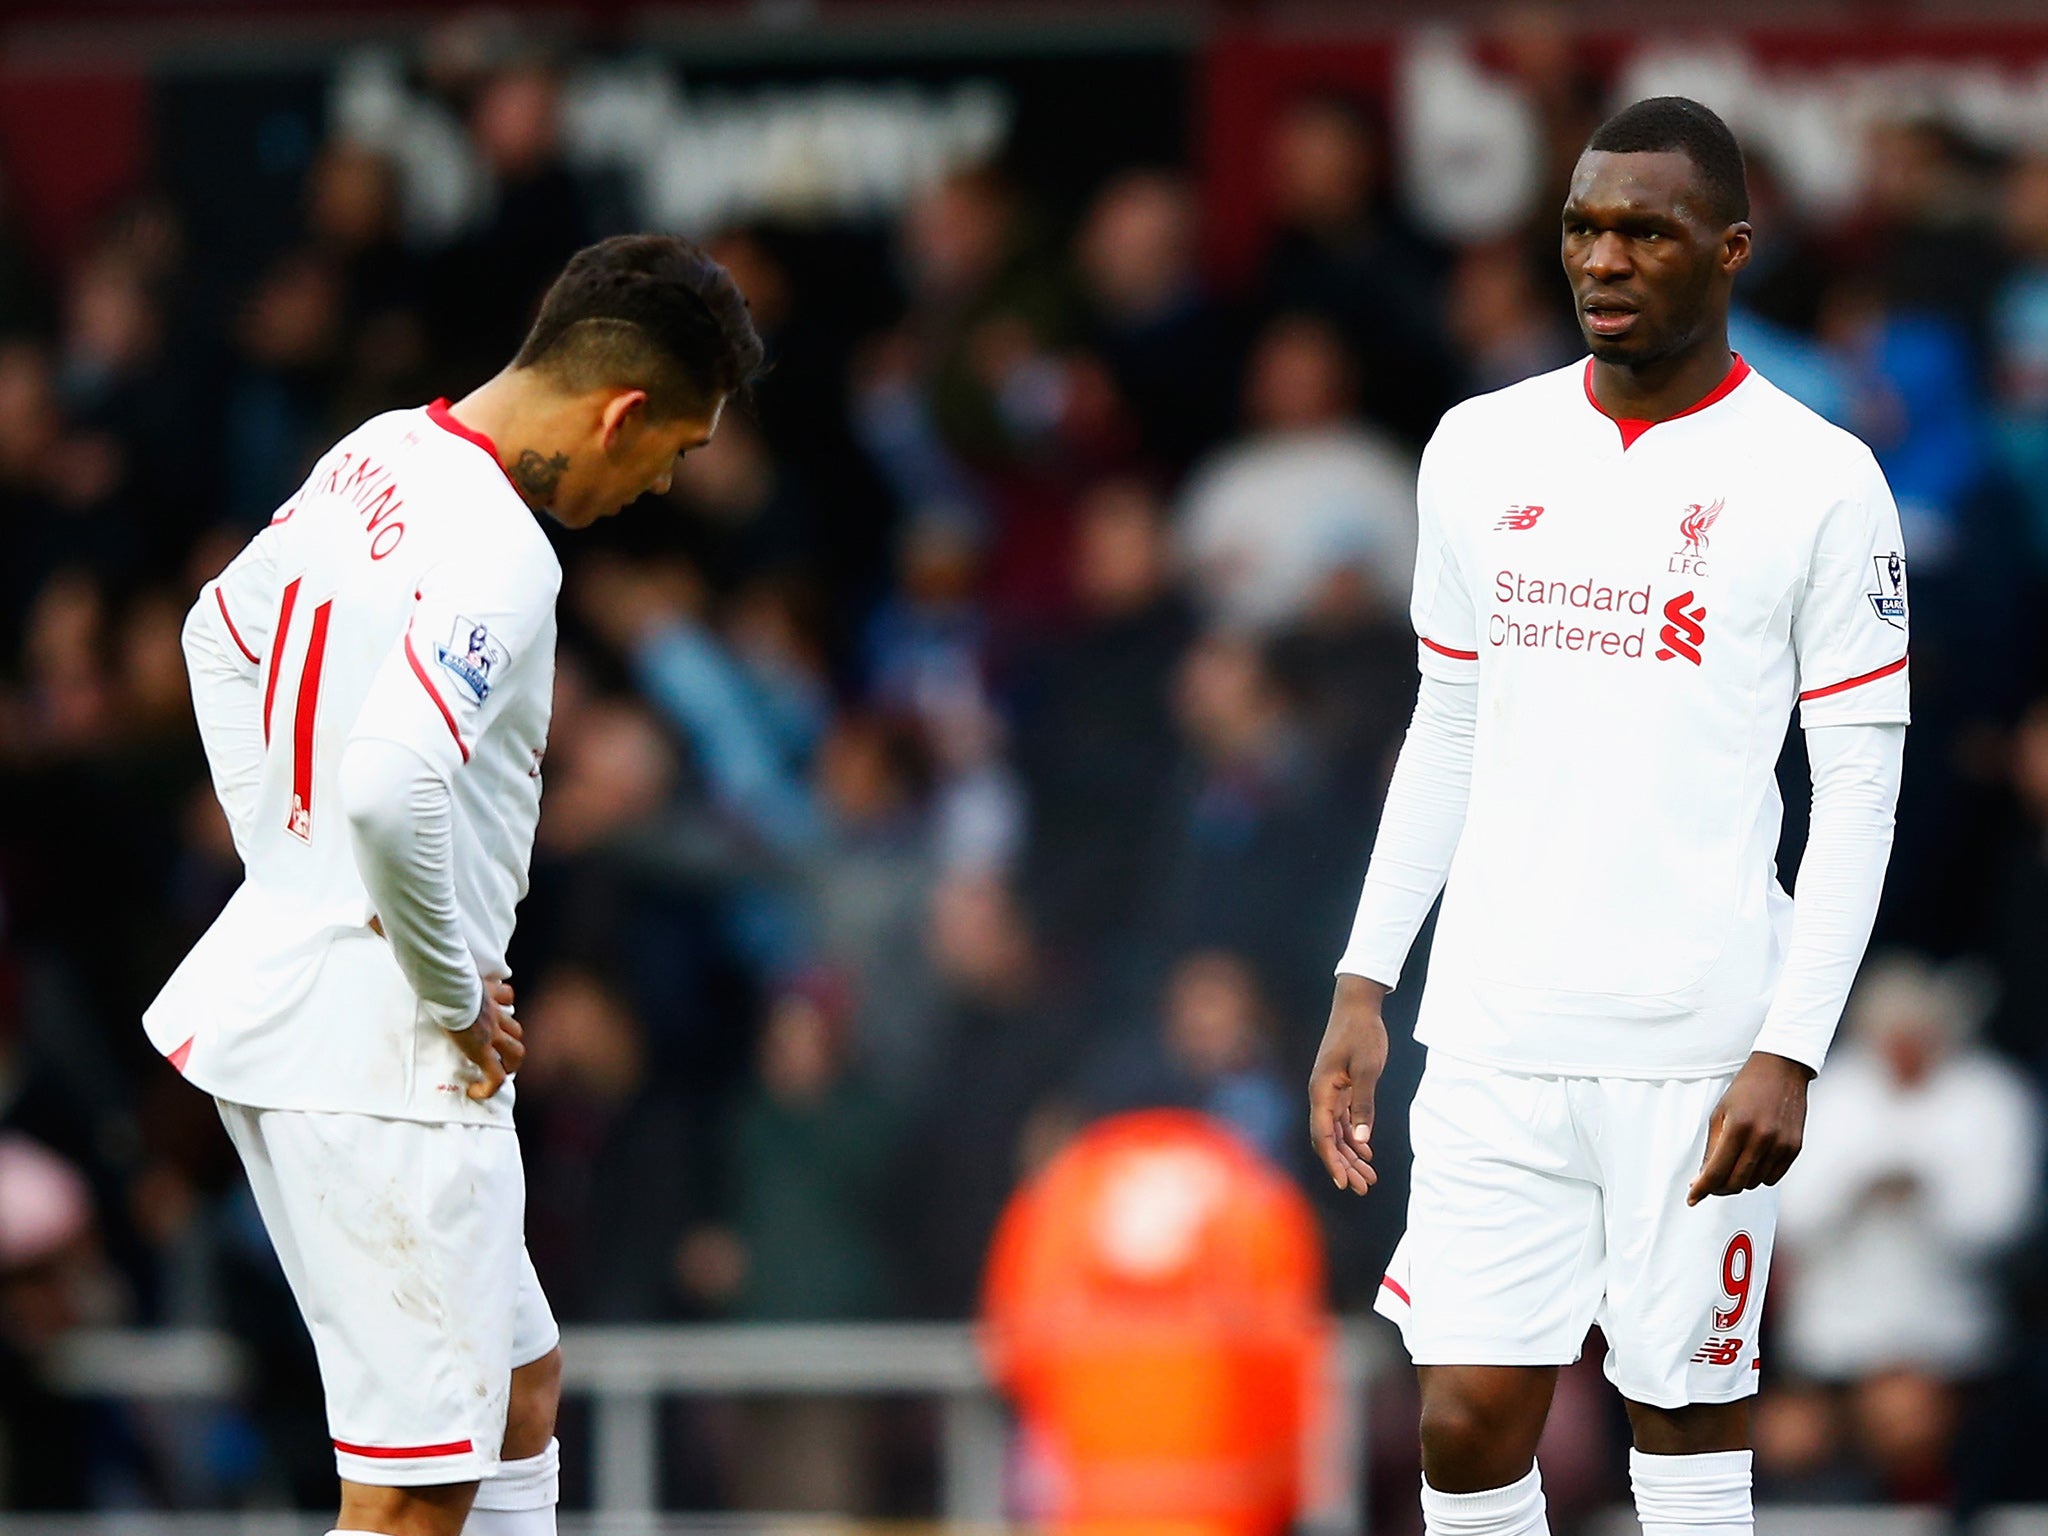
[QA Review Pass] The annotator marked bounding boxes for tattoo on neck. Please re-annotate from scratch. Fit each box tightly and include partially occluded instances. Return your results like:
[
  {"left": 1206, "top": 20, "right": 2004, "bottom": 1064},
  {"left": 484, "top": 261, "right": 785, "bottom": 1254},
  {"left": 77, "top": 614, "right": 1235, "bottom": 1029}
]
[{"left": 511, "top": 449, "right": 570, "bottom": 506}]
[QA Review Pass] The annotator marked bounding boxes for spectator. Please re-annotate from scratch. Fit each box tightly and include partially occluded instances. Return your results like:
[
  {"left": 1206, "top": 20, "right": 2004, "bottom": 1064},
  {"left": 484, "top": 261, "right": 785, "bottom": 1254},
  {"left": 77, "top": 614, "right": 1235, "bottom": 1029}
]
[
  {"left": 703, "top": 226, "right": 897, "bottom": 624},
  {"left": 1777, "top": 954, "right": 2041, "bottom": 1501},
  {"left": 1989, "top": 697, "right": 2048, "bottom": 1075},
  {"left": 53, "top": 235, "right": 203, "bottom": 569},
  {"left": 1082, "top": 949, "right": 1294, "bottom": 1163},
  {"left": 1446, "top": 238, "right": 1578, "bottom": 393},
  {"left": 1256, "top": 93, "right": 1461, "bottom": 445},
  {"left": 1820, "top": 275, "right": 2027, "bottom": 948},
  {"left": 0, "top": 342, "right": 135, "bottom": 617},
  {"left": 0, "top": 1133, "right": 124, "bottom": 1510},
  {"left": 685, "top": 978, "right": 896, "bottom": 1322},
  {"left": 681, "top": 980, "right": 899, "bottom": 1515},
  {"left": 1175, "top": 315, "right": 1416, "bottom": 632},
  {"left": 516, "top": 966, "right": 702, "bottom": 1322},
  {"left": 897, "top": 872, "right": 1082, "bottom": 1317},
  {"left": 665, "top": 412, "right": 820, "bottom": 592},
  {"left": 1856, "top": 117, "right": 2004, "bottom": 359},
  {"left": 223, "top": 250, "right": 343, "bottom": 528},
  {"left": 865, "top": 506, "right": 1023, "bottom": 875},
  {"left": 1014, "top": 476, "right": 1196, "bottom": 966},
  {"left": 305, "top": 140, "right": 432, "bottom": 423},
  {"left": 1136, "top": 631, "right": 1363, "bottom": 1043},
  {"left": 575, "top": 555, "right": 822, "bottom": 858},
  {"left": 1991, "top": 150, "right": 2048, "bottom": 564},
  {"left": 428, "top": 59, "right": 597, "bottom": 382},
  {"left": 804, "top": 708, "right": 942, "bottom": 1103},
  {"left": 1075, "top": 168, "right": 1240, "bottom": 473},
  {"left": 895, "top": 165, "right": 1076, "bottom": 470}
]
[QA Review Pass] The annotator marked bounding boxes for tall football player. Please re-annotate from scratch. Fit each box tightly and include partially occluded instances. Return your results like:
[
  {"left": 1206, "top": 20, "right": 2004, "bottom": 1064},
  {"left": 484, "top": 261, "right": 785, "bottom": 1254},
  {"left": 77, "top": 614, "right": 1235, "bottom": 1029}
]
[
  {"left": 1309, "top": 99, "right": 1907, "bottom": 1536},
  {"left": 148, "top": 236, "right": 763, "bottom": 1536}
]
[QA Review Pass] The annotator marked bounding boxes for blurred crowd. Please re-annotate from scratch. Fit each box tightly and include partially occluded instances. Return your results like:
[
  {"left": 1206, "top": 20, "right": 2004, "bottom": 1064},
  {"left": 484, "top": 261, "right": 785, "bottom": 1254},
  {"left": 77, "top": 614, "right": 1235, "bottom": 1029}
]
[{"left": 1, "top": 22, "right": 2048, "bottom": 1527}]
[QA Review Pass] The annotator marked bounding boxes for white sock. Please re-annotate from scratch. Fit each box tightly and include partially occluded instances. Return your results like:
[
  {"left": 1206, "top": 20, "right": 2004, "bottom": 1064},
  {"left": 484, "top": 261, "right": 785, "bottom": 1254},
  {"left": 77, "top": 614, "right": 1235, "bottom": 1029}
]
[
  {"left": 466, "top": 1438, "right": 560, "bottom": 1534},
  {"left": 1630, "top": 1448, "right": 1753, "bottom": 1534},
  {"left": 1421, "top": 1465, "right": 1550, "bottom": 1535}
]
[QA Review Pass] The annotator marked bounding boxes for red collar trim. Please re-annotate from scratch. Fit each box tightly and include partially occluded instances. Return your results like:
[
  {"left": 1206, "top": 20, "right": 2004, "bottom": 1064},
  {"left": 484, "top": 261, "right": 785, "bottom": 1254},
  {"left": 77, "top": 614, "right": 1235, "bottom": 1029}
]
[
  {"left": 1583, "top": 354, "right": 1751, "bottom": 450},
  {"left": 425, "top": 398, "right": 517, "bottom": 489}
]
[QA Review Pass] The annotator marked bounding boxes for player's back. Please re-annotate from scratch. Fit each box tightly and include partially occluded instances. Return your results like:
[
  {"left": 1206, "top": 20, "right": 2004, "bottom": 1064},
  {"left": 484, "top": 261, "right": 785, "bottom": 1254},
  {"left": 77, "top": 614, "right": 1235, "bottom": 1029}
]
[
  {"left": 148, "top": 402, "right": 559, "bottom": 1124},
  {"left": 234, "top": 414, "right": 464, "bottom": 909}
]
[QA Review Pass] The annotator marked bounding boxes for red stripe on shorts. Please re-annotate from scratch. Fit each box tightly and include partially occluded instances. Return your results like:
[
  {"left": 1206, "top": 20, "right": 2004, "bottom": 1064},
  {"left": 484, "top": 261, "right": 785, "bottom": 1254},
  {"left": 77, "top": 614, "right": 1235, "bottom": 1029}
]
[
  {"left": 1380, "top": 1274, "right": 1411, "bottom": 1306},
  {"left": 333, "top": 1437, "right": 475, "bottom": 1459}
]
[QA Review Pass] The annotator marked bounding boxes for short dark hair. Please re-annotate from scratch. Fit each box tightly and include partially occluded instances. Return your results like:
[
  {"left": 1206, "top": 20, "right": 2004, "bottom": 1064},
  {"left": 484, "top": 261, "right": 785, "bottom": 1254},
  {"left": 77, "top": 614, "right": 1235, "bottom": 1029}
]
[
  {"left": 1585, "top": 96, "right": 1749, "bottom": 226},
  {"left": 514, "top": 234, "right": 766, "bottom": 418}
]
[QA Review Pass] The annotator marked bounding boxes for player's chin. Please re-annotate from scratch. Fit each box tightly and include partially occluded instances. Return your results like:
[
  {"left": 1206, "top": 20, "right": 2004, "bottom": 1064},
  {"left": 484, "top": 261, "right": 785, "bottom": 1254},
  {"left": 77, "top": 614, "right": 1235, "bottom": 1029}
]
[{"left": 1580, "top": 326, "right": 1644, "bottom": 364}]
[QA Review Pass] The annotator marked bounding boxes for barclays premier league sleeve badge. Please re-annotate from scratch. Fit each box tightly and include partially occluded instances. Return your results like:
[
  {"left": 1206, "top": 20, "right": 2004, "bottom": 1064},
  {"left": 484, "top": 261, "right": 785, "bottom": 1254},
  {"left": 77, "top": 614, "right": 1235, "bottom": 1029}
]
[
  {"left": 436, "top": 616, "right": 507, "bottom": 704},
  {"left": 1867, "top": 553, "right": 1908, "bottom": 628}
]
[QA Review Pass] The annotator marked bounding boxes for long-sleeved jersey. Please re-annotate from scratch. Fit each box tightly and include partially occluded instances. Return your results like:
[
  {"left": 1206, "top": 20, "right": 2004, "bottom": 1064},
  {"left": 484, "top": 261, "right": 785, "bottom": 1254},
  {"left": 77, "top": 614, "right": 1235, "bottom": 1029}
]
[
  {"left": 1336, "top": 357, "right": 1908, "bottom": 1076},
  {"left": 146, "top": 401, "right": 559, "bottom": 1124}
]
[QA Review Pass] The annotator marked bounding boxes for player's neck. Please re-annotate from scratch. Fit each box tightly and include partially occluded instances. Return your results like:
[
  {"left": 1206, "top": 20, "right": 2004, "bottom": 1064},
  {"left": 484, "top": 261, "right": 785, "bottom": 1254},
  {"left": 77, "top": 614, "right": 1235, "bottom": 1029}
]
[
  {"left": 1588, "top": 331, "right": 1737, "bottom": 425},
  {"left": 445, "top": 372, "right": 573, "bottom": 512}
]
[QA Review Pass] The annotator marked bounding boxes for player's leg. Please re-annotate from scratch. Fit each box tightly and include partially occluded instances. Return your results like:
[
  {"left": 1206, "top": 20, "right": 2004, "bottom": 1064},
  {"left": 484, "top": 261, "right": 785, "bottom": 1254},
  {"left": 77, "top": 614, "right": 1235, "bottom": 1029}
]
[
  {"left": 1376, "top": 1055, "right": 1605, "bottom": 1535},
  {"left": 469, "top": 1249, "right": 563, "bottom": 1536},
  {"left": 1595, "top": 1072, "right": 1778, "bottom": 1536},
  {"left": 503, "top": 1344, "right": 562, "bottom": 1459},
  {"left": 333, "top": 1479, "right": 475, "bottom": 1536},
  {"left": 1418, "top": 1362, "right": 1558, "bottom": 1482},
  {"left": 217, "top": 1103, "right": 521, "bottom": 1536}
]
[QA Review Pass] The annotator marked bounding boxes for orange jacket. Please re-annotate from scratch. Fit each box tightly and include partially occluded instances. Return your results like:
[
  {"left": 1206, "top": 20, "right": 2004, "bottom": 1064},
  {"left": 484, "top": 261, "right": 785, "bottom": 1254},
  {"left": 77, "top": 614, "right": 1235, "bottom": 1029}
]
[{"left": 981, "top": 1109, "right": 1332, "bottom": 1536}]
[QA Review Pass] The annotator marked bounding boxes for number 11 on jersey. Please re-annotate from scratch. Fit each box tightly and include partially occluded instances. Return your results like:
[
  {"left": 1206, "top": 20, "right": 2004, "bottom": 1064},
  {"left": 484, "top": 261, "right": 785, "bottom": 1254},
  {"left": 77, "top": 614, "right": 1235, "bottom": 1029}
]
[{"left": 267, "top": 576, "right": 336, "bottom": 844}]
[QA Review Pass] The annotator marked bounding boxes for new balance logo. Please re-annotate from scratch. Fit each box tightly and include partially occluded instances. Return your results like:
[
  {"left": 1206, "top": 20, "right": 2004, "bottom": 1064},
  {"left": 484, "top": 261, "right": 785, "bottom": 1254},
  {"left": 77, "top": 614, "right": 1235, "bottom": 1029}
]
[
  {"left": 1496, "top": 505, "right": 1546, "bottom": 531},
  {"left": 1656, "top": 590, "right": 1708, "bottom": 664},
  {"left": 1690, "top": 1336, "right": 1744, "bottom": 1366}
]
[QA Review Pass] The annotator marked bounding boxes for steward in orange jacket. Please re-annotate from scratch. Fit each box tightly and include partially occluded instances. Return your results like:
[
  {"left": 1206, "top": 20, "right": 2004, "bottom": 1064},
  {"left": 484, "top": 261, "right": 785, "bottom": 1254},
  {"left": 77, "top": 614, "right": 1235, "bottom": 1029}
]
[{"left": 982, "top": 1109, "right": 1333, "bottom": 1536}]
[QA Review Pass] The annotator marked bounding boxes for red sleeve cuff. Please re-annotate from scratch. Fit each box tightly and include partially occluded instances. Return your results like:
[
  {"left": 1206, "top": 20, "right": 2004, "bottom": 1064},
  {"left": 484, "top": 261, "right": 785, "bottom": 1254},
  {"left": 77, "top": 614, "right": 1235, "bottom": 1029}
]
[
  {"left": 1420, "top": 635, "right": 1479, "bottom": 662},
  {"left": 1799, "top": 654, "right": 1907, "bottom": 702}
]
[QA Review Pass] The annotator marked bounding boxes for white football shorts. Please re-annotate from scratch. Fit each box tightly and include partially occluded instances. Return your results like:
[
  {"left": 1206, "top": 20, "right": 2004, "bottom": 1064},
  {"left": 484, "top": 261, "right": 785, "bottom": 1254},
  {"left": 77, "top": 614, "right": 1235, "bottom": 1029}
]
[
  {"left": 1374, "top": 1052, "right": 1777, "bottom": 1409},
  {"left": 219, "top": 1100, "right": 560, "bottom": 1485}
]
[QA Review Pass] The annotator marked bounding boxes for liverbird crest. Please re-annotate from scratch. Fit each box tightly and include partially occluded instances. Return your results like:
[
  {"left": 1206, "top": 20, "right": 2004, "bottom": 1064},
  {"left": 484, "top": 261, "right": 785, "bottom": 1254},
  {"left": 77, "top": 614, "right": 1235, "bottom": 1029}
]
[{"left": 1678, "top": 497, "right": 1724, "bottom": 558}]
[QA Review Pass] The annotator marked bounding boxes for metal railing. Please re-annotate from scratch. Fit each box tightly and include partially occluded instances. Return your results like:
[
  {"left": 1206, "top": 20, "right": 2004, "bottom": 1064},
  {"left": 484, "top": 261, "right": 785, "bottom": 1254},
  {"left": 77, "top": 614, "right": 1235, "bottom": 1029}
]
[
  {"left": 27, "top": 1333, "right": 2048, "bottom": 1536},
  {"left": 42, "top": 1321, "right": 1384, "bottom": 1530}
]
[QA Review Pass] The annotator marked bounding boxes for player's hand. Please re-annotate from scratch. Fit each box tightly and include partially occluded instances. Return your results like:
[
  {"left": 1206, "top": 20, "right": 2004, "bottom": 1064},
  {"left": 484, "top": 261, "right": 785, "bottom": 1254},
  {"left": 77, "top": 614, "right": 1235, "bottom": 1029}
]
[
  {"left": 1688, "top": 1050, "right": 1813, "bottom": 1205},
  {"left": 1308, "top": 975, "right": 1390, "bottom": 1195},
  {"left": 451, "top": 979, "right": 525, "bottom": 1101}
]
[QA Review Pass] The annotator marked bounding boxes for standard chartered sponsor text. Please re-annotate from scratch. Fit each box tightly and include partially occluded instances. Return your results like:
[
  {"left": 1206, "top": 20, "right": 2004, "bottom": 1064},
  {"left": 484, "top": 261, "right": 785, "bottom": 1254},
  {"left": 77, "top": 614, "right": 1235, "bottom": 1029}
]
[{"left": 1491, "top": 569, "right": 1653, "bottom": 657}]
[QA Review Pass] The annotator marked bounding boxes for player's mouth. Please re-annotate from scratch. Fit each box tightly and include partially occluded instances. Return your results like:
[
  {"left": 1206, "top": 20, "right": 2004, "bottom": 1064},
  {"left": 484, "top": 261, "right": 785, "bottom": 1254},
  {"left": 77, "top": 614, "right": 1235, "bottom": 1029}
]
[{"left": 1583, "top": 298, "right": 1640, "bottom": 337}]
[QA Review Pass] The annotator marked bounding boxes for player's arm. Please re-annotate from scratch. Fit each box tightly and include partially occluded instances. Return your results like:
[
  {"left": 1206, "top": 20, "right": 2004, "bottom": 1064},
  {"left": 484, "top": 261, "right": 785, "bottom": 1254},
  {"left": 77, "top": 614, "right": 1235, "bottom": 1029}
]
[
  {"left": 1689, "top": 722, "right": 1902, "bottom": 1203},
  {"left": 184, "top": 529, "right": 283, "bottom": 859},
  {"left": 1692, "top": 451, "right": 1909, "bottom": 1203},
  {"left": 1311, "top": 424, "right": 1476, "bottom": 1195},
  {"left": 341, "top": 549, "right": 556, "bottom": 1098},
  {"left": 340, "top": 737, "right": 521, "bottom": 1098}
]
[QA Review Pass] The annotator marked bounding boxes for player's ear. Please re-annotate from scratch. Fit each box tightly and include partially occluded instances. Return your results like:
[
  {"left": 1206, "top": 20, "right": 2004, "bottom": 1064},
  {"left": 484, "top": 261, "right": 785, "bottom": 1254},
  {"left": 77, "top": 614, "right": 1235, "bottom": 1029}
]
[
  {"left": 598, "top": 389, "right": 652, "bottom": 451},
  {"left": 1721, "top": 220, "right": 1753, "bottom": 277}
]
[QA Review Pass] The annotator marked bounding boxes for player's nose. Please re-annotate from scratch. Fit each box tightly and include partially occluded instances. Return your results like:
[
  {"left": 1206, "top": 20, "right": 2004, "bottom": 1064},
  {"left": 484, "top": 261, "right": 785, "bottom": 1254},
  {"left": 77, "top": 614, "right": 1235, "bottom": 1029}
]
[{"left": 1582, "top": 230, "right": 1633, "bottom": 280}]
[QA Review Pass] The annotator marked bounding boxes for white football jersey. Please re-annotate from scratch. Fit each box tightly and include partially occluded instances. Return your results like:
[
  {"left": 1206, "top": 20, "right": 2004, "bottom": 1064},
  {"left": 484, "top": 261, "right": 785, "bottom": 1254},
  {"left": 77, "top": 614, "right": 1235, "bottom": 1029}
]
[
  {"left": 1411, "top": 358, "right": 1909, "bottom": 1077},
  {"left": 146, "top": 402, "right": 559, "bottom": 1124}
]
